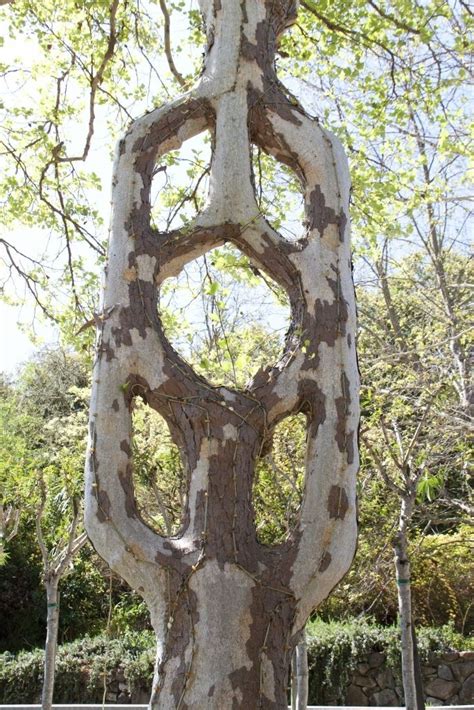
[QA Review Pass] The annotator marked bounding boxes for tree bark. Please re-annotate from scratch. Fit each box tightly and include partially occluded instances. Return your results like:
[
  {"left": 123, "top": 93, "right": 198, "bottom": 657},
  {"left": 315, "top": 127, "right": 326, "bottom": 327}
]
[
  {"left": 85, "top": 1, "right": 359, "bottom": 706},
  {"left": 42, "top": 577, "right": 60, "bottom": 710}
]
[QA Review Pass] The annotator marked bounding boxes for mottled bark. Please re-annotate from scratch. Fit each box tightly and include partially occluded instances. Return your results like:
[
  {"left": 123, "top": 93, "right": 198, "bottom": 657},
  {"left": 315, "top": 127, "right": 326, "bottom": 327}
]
[{"left": 85, "top": 1, "right": 359, "bottom": 707}]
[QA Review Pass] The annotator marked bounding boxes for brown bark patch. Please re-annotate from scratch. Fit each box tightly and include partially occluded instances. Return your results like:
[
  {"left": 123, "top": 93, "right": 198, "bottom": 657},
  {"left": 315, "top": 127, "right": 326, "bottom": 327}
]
[
  {"left": 99, "top": 339, "right": 116, "bottom": 362},
  {"left": 327, "top": 485, "right": 349, "bottom": 520},
  {"left": 346, "top": 430, "right": 355, "bottom": 465},
  {"left": 299, "top": 276, "right": 349, "bottom": 371},
  {"left": 339, "top": 209, "right": 348, "bottom": 242},
  {"left": 96, "top": 488, "right": 111, "bottom": 523},
  {"left": 241, "top": 36, "right": 259, "bottom": 64},
  {"left": 118, "top": 464, "right": 138, "bottom": 519},
  {"left": 319, "top": 551, "right": 332, "bottom": 572},
  {"left": 241, "top": 21, "right": 272, "bottom": 75},
  {"left": 334, "top": 372, "right": 355, "bottom": 464},
  {"left": 229, "top": 584, "right": 296, "bottom": 709},
  {"left": 308, "top": 185, "right": 339, "bottom": 235},
  {"left": 165, "top": 585, "right": 200, "bottom": 706},
  {"left": 304, "top": 273, "right": 349, "bottom": 358},
  {"left": 298, "top": 379, "right": 326, "bottom": 440},
  {"left": 112, "top": 278, "right": 157, "bottom": 348},
  {"left": 335, "top": 372, "right": 354, "bottom": 463}
]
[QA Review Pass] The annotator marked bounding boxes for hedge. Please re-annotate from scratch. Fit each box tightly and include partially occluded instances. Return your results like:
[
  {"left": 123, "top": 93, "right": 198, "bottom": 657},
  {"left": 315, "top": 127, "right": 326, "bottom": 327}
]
[
  {"left": 305, "top": 619, "right": 471, "bottom": 704},
  {"left": 0, "top": 632, "right": 155, "bottom": 703},
  {"left": 0, "top": 621, "right": 471, "bottom": 703}
]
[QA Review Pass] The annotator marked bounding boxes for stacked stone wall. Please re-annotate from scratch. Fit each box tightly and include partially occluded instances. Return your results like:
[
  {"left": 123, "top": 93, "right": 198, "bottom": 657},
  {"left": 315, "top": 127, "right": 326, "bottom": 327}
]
[
  {"left": 100, "top": 651, "right": 474, "bottom": 705},
  {"left": 344, "top": 650, "right": 474, "bottom": 706}
]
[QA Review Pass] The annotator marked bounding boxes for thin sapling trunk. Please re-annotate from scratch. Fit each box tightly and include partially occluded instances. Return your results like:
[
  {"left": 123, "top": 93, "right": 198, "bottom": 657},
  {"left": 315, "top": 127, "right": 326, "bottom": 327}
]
[{"left": 42, "top": 577, "right": 60, "bottom": 710}]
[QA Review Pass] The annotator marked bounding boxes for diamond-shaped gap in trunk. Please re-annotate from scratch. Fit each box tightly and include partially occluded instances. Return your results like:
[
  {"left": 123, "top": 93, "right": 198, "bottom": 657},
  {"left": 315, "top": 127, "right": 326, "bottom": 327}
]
[
  {"left": 130, "top": 398, "right": 186, "bottom": 538},
  {"left": 150, "top": 131, "right": 212, "bottom": 232},
  {"left": 251, "top": 143, "right": 305, "bottom": 241},
  {"left": 158, "top": 243, "right": 291, "bottom": 390}
]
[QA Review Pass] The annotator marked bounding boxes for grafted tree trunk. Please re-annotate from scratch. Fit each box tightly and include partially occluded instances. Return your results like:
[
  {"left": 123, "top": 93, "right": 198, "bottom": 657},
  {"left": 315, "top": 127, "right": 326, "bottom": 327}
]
[{"left": 85, "top": 1, "right": 359, "bottom": 707}]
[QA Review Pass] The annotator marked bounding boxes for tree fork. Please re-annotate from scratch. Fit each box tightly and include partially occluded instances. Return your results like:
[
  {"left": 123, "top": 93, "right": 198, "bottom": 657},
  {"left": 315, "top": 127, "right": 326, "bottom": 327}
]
[{"left": 85, "top": 1, "right": 359, "bottom": 707}]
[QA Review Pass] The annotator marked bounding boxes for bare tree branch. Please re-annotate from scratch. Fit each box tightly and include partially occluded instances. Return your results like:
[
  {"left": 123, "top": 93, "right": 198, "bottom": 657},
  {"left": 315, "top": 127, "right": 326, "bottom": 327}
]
[{"left": 158, "top": 0, "right": 186, "bottom": 87}]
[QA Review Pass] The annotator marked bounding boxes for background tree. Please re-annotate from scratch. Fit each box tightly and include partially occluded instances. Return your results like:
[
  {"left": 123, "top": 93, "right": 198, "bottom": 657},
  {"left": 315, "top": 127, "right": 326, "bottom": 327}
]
[
  {"left": 0, "top": 351, "right": 89, "bottom": 708},
  {"left": 327, "top": 250, "right": 472, "bottom": 708}
]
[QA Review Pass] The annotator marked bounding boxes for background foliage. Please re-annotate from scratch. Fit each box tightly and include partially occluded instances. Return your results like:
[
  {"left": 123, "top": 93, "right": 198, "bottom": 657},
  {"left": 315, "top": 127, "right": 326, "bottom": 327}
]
[{"left": 0, "top": 0, "right": 472, "bottom": 678}]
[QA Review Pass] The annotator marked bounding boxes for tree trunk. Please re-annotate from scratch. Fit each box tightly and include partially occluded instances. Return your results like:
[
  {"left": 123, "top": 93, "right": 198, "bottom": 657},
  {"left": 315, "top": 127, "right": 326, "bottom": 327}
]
[
  {"left": 85, "top": 1, "right": 359, "bottom": 707},
  {"left": 149, "top": 564, "right": 297, "bottom": 708},
  {"left": 394, "top": 500, "right": 424, "bottom": 710},
  {"left": 291, "top": 653, "right": 297, "bottom": 710},
  {"left": 293, "top": 632, "right": 309, "bottom": 710},
  {"left": 412, "top": 624, "right": 425, "bottom": 710},
  {"left": 42, "top": 577, "right": 60, "bottom": 710}
]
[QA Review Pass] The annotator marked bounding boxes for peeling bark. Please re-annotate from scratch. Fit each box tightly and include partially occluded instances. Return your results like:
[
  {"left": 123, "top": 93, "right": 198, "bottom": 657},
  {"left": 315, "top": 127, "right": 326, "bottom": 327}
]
[{"left": 85, "top": 1, "right": 359, "bottom": 707}]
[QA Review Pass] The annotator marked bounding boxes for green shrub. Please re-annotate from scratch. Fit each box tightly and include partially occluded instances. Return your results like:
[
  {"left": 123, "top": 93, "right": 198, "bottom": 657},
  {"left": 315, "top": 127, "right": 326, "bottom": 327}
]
[{"left": 0, "top": 632, "right": 155, "bottom": 703}]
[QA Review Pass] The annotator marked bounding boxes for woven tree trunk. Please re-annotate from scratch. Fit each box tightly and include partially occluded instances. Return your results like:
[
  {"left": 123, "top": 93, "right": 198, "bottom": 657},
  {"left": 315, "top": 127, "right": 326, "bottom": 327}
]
[{"left": 85, "top": 1, "right": 359, "bottom": 707}]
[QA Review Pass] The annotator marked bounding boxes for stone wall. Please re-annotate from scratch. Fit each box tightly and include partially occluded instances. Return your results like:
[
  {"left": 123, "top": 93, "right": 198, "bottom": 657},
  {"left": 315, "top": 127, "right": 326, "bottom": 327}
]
[
  {"left": 102, "top": 665, "right": 148, "bottom": 705},
  {"left": 102, "top": 650, "right": 474, "bottom": 705},
  {"left": 344, "top": 650, "right": 474, "bottom": 707}
]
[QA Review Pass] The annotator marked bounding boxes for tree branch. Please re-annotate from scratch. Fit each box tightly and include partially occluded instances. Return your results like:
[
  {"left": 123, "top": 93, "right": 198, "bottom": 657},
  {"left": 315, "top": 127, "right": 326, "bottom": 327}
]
[
  {"left": 366, "top": 0, "right": 421, "bottom": 35},
  {"left": 158, "top": 0, "right": 186, "bottom": 87},
  {"left": 362, "top": 436, "right": 405, "bottom": 496}
]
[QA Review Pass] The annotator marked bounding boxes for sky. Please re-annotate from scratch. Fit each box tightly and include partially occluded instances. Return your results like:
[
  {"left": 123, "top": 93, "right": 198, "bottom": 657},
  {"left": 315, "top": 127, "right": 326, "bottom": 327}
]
[{"left": 0, "top": 301, "right": 58, "bottom": 375}]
